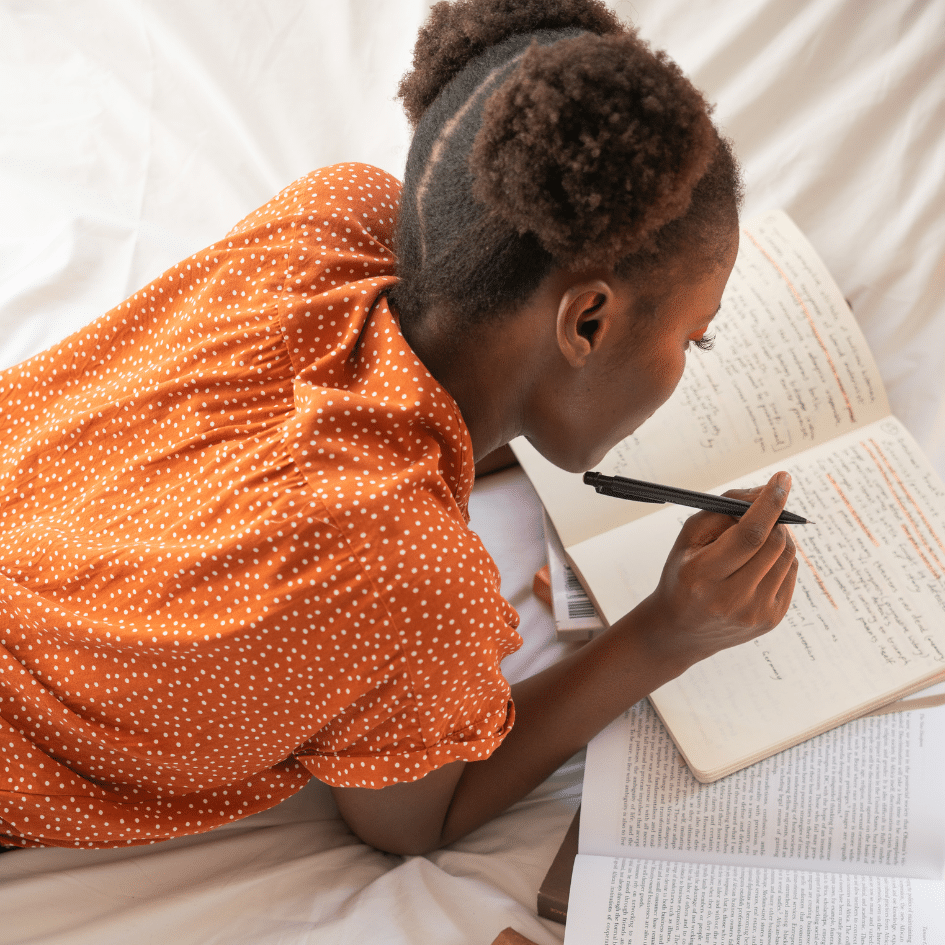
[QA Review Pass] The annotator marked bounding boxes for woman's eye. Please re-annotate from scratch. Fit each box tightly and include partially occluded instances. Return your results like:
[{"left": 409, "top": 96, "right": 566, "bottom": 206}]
[{"left": 688, "top": 331, "right": 716, "bottom": 352}]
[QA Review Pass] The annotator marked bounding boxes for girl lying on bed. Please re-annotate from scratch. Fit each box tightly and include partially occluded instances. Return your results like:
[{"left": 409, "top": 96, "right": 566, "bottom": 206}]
[{"left": 0, "top": 0, "right": 797, "bottom": 854}]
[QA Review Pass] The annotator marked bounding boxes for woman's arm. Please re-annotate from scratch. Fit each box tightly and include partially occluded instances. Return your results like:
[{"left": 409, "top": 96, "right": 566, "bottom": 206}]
[{"left": 332, "top": 472, "right": 798, "bottom": 855}]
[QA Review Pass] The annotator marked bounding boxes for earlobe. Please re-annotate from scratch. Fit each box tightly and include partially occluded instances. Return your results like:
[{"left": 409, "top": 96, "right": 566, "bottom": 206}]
[{"left": 555, "top": 281, "right": 614, "bottom": 369}]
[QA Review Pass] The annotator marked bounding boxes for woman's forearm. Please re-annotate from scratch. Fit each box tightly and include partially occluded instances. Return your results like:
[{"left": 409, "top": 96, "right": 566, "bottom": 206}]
[
  {"left": 333, "top": 476, "right": 796, "bottom": 854},
  {"left": 331, "top": 601, "right": 675, "bottom": 856},
  {"left": 437, "top": 597, "right": 680, "bottom": 846}
]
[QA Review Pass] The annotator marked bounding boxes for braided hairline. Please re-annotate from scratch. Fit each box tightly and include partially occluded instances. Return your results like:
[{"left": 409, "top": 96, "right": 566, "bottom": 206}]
[{"left": 413, "top": 47, "right": 532, "bottom": 271}]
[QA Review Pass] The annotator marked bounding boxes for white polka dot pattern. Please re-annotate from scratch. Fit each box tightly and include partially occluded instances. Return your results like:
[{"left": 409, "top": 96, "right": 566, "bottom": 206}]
[{"left": 0, "top": 163, "right": 521, "bottom": 849}]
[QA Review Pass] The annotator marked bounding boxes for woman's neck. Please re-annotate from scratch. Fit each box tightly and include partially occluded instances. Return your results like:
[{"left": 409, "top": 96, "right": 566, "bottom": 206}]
[{"left": 400, "top": 304, "right": 546, "bottom": 464}]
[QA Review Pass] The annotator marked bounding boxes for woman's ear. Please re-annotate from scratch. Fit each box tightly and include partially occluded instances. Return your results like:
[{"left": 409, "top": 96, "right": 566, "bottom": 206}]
[{"left": 555, "top": 279, "right": 617, "bottom": 368}]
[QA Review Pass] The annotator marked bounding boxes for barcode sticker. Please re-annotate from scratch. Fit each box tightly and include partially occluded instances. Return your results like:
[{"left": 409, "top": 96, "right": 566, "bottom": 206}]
[
  {"left": 543, "top": 513, "right": 604, "bottom": 638},
  {"left": 565, "top": 568, "right": 598, "bottom": 619}
]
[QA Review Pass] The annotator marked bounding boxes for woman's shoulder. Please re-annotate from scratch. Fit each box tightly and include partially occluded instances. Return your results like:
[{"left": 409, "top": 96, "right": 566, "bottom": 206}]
[{"left": 227, "top": 163, "right": 403, "bottom": 248}]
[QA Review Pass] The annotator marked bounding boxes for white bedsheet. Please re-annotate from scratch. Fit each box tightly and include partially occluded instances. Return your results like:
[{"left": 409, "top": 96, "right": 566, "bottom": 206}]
[{"left": 0, "top": 1, "right": 942, "bottom": 943}]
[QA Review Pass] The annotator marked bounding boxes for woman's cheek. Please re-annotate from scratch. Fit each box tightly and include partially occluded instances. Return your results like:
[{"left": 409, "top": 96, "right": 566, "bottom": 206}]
[{"left": 655, "top": 351, "right": 687, "bottom": 409}]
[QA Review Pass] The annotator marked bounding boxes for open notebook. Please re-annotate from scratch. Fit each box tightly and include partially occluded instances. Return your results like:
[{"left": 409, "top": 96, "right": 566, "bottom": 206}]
[{"left": 515, "top": 211, "right": 945, "bottom": 782}]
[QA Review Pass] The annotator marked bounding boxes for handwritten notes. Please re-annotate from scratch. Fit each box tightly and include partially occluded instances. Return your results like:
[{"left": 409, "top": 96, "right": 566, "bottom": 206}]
[
  {"left": 572, "top": 417, "right": 945, "bottom": 779},
  {"left": 602, "top": 214, "right": 888, "bottom": 495}
]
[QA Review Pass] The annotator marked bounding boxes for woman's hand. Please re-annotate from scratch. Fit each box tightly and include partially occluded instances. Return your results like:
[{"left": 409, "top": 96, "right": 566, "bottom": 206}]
[{"left": 631, "top": 471, "right": 799, "bottom": 675}]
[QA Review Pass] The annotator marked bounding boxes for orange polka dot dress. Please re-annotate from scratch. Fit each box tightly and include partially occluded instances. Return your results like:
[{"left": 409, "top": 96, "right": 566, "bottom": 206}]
[{"left": 0, "top": 163, "right": 521, "bottom": 848}]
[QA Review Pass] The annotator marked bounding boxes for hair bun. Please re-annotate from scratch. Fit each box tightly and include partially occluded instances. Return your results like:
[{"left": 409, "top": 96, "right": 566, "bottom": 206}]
[
  {"left": 398, "top": 0, "right": 623, "bottom": 127},
  {"left": 470, "top": 32, "right": 717, "bottom": 266}
]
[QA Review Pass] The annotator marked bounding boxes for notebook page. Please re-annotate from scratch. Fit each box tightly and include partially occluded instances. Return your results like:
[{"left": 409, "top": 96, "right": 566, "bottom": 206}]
[{"left": 570, "top": 417, "right": 945, "bottom": 779}]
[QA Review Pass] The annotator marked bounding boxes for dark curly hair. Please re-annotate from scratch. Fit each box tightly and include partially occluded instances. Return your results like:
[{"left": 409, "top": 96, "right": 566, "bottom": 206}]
[{"left": 389, "top": 0, "right": 742, "bottom": 333}]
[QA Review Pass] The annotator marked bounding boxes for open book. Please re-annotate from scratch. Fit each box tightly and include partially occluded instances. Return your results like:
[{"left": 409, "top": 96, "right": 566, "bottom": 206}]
[
  {"left": 513, "top": 210, "right": 945, "bottom": 782},
  {"left": 563, "top": 695, "right": 945, "bottom": 943}
]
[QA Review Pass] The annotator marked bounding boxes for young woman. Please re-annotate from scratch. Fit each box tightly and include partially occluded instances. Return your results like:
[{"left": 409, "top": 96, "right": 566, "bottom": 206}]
[{"left": 0, "top": 0, "right": 797, "bottom": 854}]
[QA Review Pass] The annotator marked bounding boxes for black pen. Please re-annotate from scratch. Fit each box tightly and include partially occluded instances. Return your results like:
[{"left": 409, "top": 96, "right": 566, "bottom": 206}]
[{"left": 583, "top": 471, "right": 811, "bottom": 525}]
